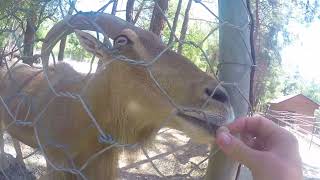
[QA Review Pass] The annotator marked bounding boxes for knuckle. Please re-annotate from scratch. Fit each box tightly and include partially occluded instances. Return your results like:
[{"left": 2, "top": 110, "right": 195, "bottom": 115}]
[
  {"left": 288, "top": 133, "right": 299, "bottom": 146},
  {"left": 282, "top": 130, "right": 299, "bottom": 147}
]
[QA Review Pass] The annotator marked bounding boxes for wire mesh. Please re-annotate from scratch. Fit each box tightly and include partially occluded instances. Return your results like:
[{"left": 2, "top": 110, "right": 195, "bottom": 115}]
[{"left": 0, "top": 0, "right": 254, "bottom": 179}]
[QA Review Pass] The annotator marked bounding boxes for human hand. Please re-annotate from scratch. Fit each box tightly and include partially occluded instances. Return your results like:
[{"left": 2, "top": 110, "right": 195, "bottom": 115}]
[{"left": 215, "top": 116, "right": 303, "bottom": 180}]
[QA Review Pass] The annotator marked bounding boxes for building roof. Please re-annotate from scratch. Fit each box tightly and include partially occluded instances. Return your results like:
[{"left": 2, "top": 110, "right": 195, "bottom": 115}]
[
  {"left": 270, "top": 94, "right": 299, "bottom": 104},
  {"left": 270, "top": 93, "right": 319, "bottom": 107}
]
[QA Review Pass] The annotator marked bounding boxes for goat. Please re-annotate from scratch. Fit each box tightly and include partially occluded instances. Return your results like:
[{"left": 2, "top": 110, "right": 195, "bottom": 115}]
[{"left": 0, "top": 13, "right": 234, "bottom": 180}]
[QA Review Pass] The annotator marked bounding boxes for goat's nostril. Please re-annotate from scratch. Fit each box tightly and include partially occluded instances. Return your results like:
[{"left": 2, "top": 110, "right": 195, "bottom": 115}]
[{"left": 205, "top": 88, "right": 229, "bottom": 103}]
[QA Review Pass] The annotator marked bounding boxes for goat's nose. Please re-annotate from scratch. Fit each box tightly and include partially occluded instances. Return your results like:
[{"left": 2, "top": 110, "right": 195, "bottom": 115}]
[{"left": 204, "top": 86, "right": 230, "bottom": 104}]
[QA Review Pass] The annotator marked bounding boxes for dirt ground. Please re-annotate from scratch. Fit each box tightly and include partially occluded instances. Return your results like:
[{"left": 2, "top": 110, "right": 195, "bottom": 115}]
[
  {"left": 1, "top": 128, "right": 210, "bottom": 179},
  {"left": 1, "top": 127, "right": 320, "bottom": 180}
]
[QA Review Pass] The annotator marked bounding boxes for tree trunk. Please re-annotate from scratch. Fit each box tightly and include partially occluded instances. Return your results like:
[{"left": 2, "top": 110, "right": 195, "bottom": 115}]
[
  {"left": 0, "top": 48, "right": 4, "bottom": 67},
  {"left": 149, "top": 0, "right": 168, "bottom": 36},
  {"left": 126, "top": 0, "right": 135, "bottom": 23},
  {"left": 252, "top": 0, "right": 266, "bottom": 109},
  {"left": 23, "top": 15, "right": 36, "bottom": 65},
  {"left": 254, "top": 0, "right": 260, "bottom": 52},
  {"left": 168, "top": 0, "right": 183, "bottom": 45},
  {"left": 58, "top": 0, "right": 77, "bottom": 61},
  {"left": 111, "top": 0, "right": 118, "bottom": 15},
  {"left": 0, "top": 122, "right": 4, "bottom": 155},
  {"left": 133, "top": 0, "right": 146, "bottom": 24},
  {"left": 252, "top": 0, "right": 268, "bottom": 110},
  {"left": 58, "top": 40, "right": 66, "bottom": 62},
  {"left": 177, "top": 0, "right": 192, "bottom": 54},
  {"left": 205, "top": 0, "right": 252, "bottom": 179}
]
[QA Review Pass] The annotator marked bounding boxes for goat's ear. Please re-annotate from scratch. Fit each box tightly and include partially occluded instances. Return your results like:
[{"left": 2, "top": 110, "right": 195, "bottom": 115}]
[{"left": 75, "top": 30, "right": 104, "bottom": 58}]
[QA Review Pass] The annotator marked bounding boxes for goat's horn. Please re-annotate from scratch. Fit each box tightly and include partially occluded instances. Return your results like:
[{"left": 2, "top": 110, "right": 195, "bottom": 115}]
[{"left": 41, "top": 12, "right": 135, "bottom": 68}]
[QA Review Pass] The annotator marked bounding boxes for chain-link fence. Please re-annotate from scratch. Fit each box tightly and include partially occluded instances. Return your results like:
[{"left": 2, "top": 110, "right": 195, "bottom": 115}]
[{"left": 0, "top": 0, "right": 254, "bottom": 179}]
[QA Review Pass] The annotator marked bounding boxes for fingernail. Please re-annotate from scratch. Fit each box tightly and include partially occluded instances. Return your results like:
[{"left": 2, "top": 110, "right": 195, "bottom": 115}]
[{"left": 218, "top": 132, "right": 232, "bottom": 146}]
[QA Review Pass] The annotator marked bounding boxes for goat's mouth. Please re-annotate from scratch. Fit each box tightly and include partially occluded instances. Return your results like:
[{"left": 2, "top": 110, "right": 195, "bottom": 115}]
[{"left": 177, "top": 109, "right": 226, "bottom": 135}]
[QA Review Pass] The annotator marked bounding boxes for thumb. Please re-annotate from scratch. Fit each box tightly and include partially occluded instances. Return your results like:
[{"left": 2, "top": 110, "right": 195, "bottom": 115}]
[{"left": 216, "top": 127, "right": 260, "bottom": 168}]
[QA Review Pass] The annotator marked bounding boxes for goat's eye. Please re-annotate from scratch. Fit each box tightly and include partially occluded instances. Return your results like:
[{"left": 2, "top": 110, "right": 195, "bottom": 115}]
[{"left": 114, "top": 36, "right": 129, "bottom": 47}]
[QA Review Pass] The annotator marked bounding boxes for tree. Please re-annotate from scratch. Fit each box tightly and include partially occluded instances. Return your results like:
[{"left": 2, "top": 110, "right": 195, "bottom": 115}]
[
  {"left": 111, "top": 0, "right": 118, "bottom": 15},
  {"left": 251, "top": 0, "right": 320, "bottom": 110},
  {"left": 281, "top": 69, "right": 303, "bottom": 95},
  {"left": 302, "top": 81, "right": 320, "bottom": 104},
  {"left": 295, "top": 0, "right": 320, "bottom": 23},
  {"left": 58, "top": 0, "right": 77, "bottom": 62},
  {"left": 126, "top": 0, "right": 135, "bottom": 23},
  {"left": 167, "top": 0, "right": 182, "bottom": 45},
  {"left": 1, "top": 0, "right": 60, "bottom": 65},
  {"left": 23, "top": 11, "right": 37, "bottom": 65},
  {"left": 149, "top": 0, "right": 168, "bottom": 36},
  {"left": 64, "top": 33, "right": 91, "bottom": 61},
  {"left": 160, "top": 0, "right": 219, "bottom": 72},
  {"left": 251, "top": 0, "right": 293, "bottom": 110},
  {"left": 177, "top": 0, "right": 192, "bottom": 54},
  {"left": 279, "top": 69, "right": 320, "bottom": 104}
]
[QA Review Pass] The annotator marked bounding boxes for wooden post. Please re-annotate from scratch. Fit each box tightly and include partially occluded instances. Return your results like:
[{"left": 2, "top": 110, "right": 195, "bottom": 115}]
[
  {"left": 205, "top": 0, "right": 252, "bottom": 179},
  {"left": 309, "top": 124, "right": 315, "bottom": 150}
]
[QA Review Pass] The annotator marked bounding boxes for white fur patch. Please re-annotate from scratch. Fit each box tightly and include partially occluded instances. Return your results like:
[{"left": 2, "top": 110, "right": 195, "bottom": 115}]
[{"left": 127, "top": 101, "right": 142, "bottom": 113}]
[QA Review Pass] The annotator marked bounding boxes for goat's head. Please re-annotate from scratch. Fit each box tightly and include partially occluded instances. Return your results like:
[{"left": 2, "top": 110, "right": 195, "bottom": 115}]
[{"left": 41, "top": 13, "right": 234, "bottom": 144}]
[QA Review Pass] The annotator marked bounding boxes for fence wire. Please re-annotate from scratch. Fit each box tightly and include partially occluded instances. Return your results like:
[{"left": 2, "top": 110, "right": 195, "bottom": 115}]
[{"left": 0, "top": 0, "right": 254, "bottom": 179}]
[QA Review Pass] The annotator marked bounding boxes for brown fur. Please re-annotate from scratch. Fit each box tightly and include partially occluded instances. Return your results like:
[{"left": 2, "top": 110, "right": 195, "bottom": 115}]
[{"left": 0, "top": 27, "right": 233, "bottom": 180}]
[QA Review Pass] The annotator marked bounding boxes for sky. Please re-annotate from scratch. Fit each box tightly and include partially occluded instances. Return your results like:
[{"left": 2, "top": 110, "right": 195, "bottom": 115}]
[
  {"left": 75, "top": 0, "right": 320, "bottom": 82},
  {"left": 281, "top": 20, "right": 320, "bottom": 82}
]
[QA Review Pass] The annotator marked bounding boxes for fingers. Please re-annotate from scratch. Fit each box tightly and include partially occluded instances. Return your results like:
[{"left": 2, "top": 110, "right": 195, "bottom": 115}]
[
  {"left": 216, "top": 127, "right": 261, "bottom": 169},
  {"left": 228, "top": 116, "right": 280, "bottom": 140}
]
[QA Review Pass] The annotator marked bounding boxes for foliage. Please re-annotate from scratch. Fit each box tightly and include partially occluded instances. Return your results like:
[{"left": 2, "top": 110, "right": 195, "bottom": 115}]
[
  {"left": 293, "top": 0, "right": 320, "bottom": 23},
  {"left": 161, "top": 0, "right": 219, "bottom": 72},
  {"left": 0, "top": 0, "right": 319, "bottom": 105},
  {"left": 256, "top": 64, "right": 283, "bottom": 108},
  {"left": 251, "top": 0, "right": 320, "bottom": 110},
  {"left": 281, "top": 69, "right": 320, "bottom": 104},
  {"left": 281, "top": 69, "right": 303, "bottom": 95},
  {"left": 251, "top": 0, "right": 293, "bottom": 108},
  {"left": 64, "top": 33, "right": 92, "bottom": 61},
  {"left": 302, "top": 81, "right": 320, "bottom": 104},
  {"left": 134, "top": 0, "right": 154, "bottom": 30},
  {"left": 182, "top": 25, "right": 216, "bottom": 71},
  {"left": 315, "top": 109, "right": 320, "bottom": 121},
  {"left": 0, "top": 35, "right": 5, "bottom": 48}
]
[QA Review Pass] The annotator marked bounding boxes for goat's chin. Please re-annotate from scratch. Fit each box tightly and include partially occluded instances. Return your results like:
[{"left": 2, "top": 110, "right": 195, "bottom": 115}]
[{"left": 164, "top": 116, "right": 218, "bottom": 144}]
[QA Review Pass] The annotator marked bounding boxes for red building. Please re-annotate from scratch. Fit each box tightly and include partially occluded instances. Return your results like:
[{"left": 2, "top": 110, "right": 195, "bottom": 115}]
[{"left": 267, "top": 94, "right": 319, "bottom": 134}]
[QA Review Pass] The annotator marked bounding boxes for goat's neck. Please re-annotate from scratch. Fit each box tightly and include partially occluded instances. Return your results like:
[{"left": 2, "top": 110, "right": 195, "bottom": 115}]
[
  {"left": 82, "top": 63, "right": 160, "bottom": 146},
  {"left": 83, "top": 64, "right": 127, "bottom": 143},
  {"left": 83, "top": 148, "right": 119, "bottom": 180}
]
